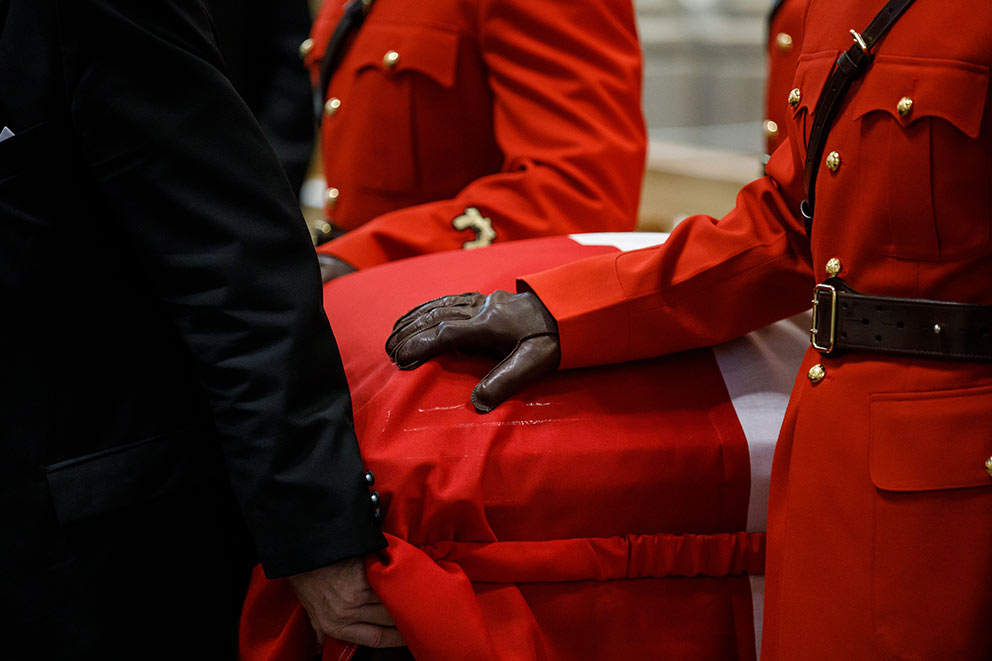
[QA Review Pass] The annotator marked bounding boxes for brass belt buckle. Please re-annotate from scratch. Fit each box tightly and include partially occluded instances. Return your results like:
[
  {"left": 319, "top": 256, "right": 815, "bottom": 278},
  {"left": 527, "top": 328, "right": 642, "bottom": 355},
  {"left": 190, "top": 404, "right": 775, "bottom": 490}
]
[{"left": 811, "top": 283, "right": 838, "bottom": 353}]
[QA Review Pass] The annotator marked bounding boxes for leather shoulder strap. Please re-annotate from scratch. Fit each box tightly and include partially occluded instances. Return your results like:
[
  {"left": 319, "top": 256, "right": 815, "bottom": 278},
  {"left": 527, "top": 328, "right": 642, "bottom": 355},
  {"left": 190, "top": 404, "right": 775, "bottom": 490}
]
[{"left": 801, "top": 0, "right": 917, "bottom": 234}]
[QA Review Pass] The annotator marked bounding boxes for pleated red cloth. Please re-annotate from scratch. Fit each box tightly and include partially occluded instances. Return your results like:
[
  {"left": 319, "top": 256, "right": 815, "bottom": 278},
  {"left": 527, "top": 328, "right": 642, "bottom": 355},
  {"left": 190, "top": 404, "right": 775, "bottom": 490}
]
[{"left": 240, "top": 236, "right": 762, "bottom": 660}]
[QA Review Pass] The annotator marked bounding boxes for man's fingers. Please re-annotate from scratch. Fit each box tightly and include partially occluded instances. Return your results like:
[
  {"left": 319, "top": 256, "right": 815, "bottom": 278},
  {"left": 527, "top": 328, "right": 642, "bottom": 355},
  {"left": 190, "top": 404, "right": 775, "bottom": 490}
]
[
  {"left": 387, "top": 305, "right": 479, "bottom": 359},
  {"left": 390, "top": 292, "right": 483, "bottom": 333},
  {"left": 470, "top": 333, "right": 561, "bottom": 412},
  {"left": 332, "top": 623, "right": 406, "bottom": 649},
  {"left": 389, "top": 317, "right": 486, "bottom": 369},
  {"left": 345, "top": 602, "right": 396, "bottom": 627},
  {"left": 386, "top": 294, "right": 486, "bottom": 358}
]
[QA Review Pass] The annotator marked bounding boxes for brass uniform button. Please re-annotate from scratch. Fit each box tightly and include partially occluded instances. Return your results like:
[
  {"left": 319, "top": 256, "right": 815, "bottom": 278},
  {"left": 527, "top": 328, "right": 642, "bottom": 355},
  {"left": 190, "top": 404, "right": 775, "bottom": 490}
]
[
  {"left": 788, "top": 88, "right": 801, "bottom": 107},
  {"left": 985, "top": 456, "right": 992, "bottom": 478},
  {"left": 808, "top": 364, "right": 826, "bottom": 383},
  {"left": 775, "top": 32, "right": 794, "bottom": 53},
  {"left": 825, "top": 257, "right": 842, "bottom": 278},
  {"left": 763, "top": 120, "right": 780, "bottom": 139},
  {"left": 383, "top": 50, "right": 400, "bottom": 69},
  {"left": 826, "top": 151, "right": 841, "bottom": 172},
  {"left": 299, "top": 38, "right": 315, "bottom": 59},
  {"left": 324, "top": 97, "right": 342, "bottom": 116},
  {"left": 324, "top": 187, "right": 340, "bottom": 209},
  {"left": 897, "top": 96, "right": 913, "bottom": 116}
]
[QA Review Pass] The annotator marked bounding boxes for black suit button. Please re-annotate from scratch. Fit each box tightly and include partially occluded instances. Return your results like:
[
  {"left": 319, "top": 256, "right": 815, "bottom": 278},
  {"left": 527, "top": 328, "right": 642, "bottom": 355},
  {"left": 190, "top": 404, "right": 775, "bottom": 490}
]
[
  {"left": 373, "top": 507, "right": 382, "bottom": 522},
  {"left": 364, "top": 470, "right": 375, "bottom": 486},
  {"left": 370, "top": 490, "right": 380, "bottom": 506}
]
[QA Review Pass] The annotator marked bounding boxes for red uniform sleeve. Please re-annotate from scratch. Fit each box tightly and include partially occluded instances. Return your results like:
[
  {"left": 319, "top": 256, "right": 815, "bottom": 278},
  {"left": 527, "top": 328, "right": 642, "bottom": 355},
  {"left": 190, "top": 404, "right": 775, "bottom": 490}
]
[
  {"left": 318, "top": 0, "right": 646, "bottom": 269},
  {"left": 520, "top": 141, "right": 816, "bottom": 369}
]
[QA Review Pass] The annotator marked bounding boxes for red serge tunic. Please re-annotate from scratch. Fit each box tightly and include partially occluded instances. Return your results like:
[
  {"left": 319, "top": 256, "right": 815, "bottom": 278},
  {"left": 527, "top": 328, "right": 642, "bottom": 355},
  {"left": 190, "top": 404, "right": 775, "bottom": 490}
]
[
  {"left": 302, "top": 0, "right": 646, "bottom": 269},
  {"left": 520, "top": 2, "right": 992, "bottom": 659}
]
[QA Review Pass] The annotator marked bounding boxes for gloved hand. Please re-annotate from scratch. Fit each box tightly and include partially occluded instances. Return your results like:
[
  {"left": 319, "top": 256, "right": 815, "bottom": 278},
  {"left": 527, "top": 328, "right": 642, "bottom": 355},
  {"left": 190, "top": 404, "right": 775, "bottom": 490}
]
[
  {"left": 318, "top": 253, "right": 357, "bottom": 283},
  {"left": 385, "top": 290, "right": 561, "bottom": 412}
]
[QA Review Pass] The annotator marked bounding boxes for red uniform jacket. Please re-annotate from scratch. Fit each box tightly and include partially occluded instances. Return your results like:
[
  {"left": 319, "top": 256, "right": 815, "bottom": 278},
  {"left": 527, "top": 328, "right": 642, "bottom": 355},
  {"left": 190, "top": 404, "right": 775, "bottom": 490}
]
[
  {"left": 520, "top": 2, "right": 992, "bottom": 659},
  {"left": 763, "top": 0, "right": 807, "bottom": 154},
  {"left": 303, "top": 0, "right": 646, "bottom": 269}
]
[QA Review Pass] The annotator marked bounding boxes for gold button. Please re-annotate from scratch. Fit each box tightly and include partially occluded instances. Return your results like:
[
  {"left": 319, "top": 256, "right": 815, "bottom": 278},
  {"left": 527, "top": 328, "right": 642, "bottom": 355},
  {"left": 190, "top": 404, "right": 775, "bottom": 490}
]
[
  {"left": 324, "top": 187, "right": 340, "bottom": 208},
  {"left": 324, "top": 97, "right": 341, "bottom": 116},
  {"left": 775, "top": 32, "right": 794, "bottom": 53},
  {"left": 298, "top": 38, "right": 315, "bottom": 59},
  {"left": 826, "top": 257, "right": 842, "bottom": 278},
  {"left": 826, "top": 151, "right": 841, "bottom": 172},
  {"left": 808, "top": 364, "right": 826, "bottom": 383},
  {"left": 763, "top": 120, "right": 780, "bottom": 139},
  {"left": 985, "top": 456, "right": 992, "bottom": 478},
  {"left": 897, "top": 96, "right": 913, "bottom": 117},
  {"left": 383, "top": 50, "right": 400, "bottom": 69},
  {"left": 788, "top": 88, "right": 801, "bottom": 108}
]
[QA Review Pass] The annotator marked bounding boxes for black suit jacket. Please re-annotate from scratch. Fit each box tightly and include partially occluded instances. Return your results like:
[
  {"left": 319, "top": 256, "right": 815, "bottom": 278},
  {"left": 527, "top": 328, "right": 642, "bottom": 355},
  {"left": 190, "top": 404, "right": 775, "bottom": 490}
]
[{"left": 0, "top": 0, "right": 384, "bottom": 581}]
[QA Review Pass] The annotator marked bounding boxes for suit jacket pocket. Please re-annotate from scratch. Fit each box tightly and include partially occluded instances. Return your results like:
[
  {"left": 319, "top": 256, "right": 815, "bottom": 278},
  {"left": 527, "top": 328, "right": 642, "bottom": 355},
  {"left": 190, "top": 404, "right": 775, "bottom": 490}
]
[
  {"left": 44, "top": 428, "right": 218, "bottom": 525},
  {"left": 869, "top": 385, "right": 992, "bottom": 660}
]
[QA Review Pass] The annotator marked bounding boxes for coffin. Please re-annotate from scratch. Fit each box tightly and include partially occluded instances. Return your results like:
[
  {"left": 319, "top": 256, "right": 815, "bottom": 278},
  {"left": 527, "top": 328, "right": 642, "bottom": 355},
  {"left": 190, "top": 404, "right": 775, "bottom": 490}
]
[{"left": 239, "top": 233, "right": 808, "bottom": 660}]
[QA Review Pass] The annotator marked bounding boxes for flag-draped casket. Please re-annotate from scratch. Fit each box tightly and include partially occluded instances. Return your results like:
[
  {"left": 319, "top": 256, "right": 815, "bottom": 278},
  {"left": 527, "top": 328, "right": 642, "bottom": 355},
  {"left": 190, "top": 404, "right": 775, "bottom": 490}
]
[{"left": 239, "top": 234, "right": 808, "bottom": 660}]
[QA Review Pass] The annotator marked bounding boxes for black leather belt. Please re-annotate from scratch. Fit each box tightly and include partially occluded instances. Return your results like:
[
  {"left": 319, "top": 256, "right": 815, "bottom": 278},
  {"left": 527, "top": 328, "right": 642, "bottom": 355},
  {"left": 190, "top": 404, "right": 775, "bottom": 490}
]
[{"left": 810, "top": 278, "right": 992, "bottom": 360}]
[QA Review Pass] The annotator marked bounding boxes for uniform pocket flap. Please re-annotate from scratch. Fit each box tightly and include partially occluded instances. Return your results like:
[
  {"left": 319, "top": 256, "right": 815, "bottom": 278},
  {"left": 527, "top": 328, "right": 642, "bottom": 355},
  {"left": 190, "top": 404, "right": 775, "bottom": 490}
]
[
  {"left": 791, "top": 51, "right": 838, "bottom": 118},
  {"left": 351, "top": 24, "right": 459, "bottom": 88},
  {"left": 870, "top": 385, "right": 992, "bottom": 492},
  {"left": 852, "top": 56, "right": 989, "bottom": 138},
  {"left": 44, "top": 428, "right": 213, "bottom": 524}
]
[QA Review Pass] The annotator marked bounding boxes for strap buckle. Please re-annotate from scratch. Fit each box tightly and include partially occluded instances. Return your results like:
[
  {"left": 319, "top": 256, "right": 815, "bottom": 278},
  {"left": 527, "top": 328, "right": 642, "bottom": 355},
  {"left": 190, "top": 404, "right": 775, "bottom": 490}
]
[
  {"left": 849, "top": 29, "right": 869, "bottom": 53},
  {"left": 811, "top": 283, "right": 838, "bottom": 353}
]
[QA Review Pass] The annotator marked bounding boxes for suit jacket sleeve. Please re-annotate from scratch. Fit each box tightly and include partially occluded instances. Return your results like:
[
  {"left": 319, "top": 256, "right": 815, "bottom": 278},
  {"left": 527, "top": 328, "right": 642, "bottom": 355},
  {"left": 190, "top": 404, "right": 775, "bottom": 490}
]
[
  {"left": 520, "top": 142, "right": 817, "bottom": 369},
  {"left": 318, "top": 0, "right": 646, "bottom": 269},
  {"left": 56, "top": 0, "right": 385, "bottom": 578}
]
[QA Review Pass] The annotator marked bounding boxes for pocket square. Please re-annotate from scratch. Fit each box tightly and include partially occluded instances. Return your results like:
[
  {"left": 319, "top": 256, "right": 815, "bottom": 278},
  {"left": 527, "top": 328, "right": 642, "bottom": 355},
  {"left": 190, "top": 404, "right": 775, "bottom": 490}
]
[{"left": 0, "top": 126, "right": 13, "bottom": 143}]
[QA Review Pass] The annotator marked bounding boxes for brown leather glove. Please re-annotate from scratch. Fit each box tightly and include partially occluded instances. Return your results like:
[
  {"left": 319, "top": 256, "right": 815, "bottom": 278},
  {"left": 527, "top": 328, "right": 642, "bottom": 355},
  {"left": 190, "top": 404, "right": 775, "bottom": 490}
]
[
  {"left": 318, "top": 253, "right": 357, "bottom": 283},
  {"left": 385, "top": 290, "right": 561, "bottom": 412}
]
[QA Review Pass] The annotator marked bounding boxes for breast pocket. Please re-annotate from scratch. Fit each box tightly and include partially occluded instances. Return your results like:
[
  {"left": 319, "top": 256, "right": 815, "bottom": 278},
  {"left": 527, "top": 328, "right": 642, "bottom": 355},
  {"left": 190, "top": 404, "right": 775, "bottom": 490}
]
[
  {"left": 323, "top": 24, "right": 460, "bottom": 194},
  {"left": 851, "top": 57, "right": 990, "bottom": 261},
  {"left": 869, "top": 385, "right": 992, "bottom": 660}
]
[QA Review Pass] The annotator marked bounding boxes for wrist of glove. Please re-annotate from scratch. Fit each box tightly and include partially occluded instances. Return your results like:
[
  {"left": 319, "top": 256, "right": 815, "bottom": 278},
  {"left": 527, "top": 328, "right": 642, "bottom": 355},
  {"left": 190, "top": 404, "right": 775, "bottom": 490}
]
[{"left": 385, "top": 290, "right": 561, "bottom": 412}]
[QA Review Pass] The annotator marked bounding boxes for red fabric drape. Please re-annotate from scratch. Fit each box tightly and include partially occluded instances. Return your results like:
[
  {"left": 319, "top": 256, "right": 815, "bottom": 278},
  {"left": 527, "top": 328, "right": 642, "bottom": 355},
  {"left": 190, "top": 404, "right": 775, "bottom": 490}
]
[{"left": 240, "top": 237, "right": 762, "bottom": 660}]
